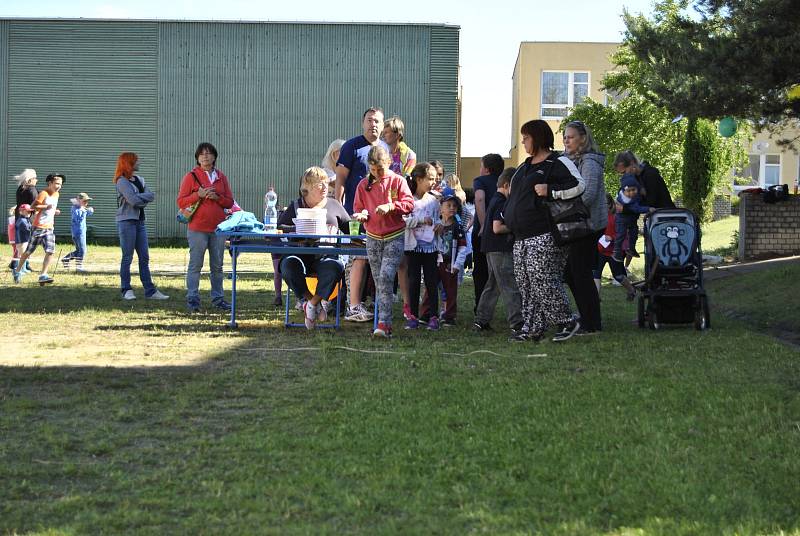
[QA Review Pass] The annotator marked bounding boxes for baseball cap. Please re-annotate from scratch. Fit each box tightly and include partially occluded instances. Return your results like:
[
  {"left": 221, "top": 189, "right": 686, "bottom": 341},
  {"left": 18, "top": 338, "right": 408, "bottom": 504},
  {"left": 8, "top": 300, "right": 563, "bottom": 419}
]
[
  {"left": 18, "top": 203, "right": 32, "bottom": 212},
  {"left": 76, "top": 192, "right": 93, "bottom": 201}
]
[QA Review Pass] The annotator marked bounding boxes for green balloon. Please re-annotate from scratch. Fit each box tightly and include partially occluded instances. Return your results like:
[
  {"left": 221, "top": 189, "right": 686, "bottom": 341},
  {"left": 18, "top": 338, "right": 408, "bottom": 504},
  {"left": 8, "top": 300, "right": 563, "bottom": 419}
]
[{"left": 718, "top": 116, "right": 737, "bottom": 137}]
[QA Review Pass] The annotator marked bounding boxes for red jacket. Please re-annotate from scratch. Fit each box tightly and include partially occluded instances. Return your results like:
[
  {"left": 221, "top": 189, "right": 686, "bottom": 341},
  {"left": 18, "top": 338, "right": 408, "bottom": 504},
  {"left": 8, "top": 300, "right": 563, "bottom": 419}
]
[
  {"left": 177, "top": 167, "right": 234, "bottom": 233},
  {"left": 353, "top": 171, "right": 414, "bottom": 240}
]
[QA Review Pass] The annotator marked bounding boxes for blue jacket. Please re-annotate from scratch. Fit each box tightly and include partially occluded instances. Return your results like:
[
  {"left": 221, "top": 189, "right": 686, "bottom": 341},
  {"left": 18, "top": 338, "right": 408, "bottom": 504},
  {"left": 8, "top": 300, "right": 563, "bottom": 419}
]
[
  {"left": 70, "top": 201, "right": 93, "bottom": 236},
  {"left": 616, "top": 189, "right": 651, "bottom": 215},
  {"left": 215, "top": 211, "right": 265, "bottom": 233}
]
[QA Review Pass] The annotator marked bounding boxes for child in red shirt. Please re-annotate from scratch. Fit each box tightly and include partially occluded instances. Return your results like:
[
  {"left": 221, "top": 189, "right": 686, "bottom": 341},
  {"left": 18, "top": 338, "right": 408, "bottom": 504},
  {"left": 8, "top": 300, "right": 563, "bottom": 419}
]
[{"left": 353, "top": 146, "right": 414, "bottom": 338}]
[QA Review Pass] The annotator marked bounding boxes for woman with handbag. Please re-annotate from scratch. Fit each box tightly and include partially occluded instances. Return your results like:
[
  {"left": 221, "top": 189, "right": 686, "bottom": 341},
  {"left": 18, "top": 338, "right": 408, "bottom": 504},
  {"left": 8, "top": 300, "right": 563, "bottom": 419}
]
[
  {"left": 177, "top": 142, "right": 235, "bottom": 313},
  {"left": 115, "top": 152, "right": 169, "bottom": 301},
  {"left": 503, "top": 119, "right": 585, "bottom": 343},
  {"left": 562, "top": 120, "right": 608, "bottom": 334}
]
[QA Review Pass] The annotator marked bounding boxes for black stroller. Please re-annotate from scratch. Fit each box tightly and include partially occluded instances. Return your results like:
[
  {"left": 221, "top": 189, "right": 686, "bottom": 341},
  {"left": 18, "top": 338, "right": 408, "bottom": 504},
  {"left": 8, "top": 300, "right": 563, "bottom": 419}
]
[{"left": 636, "top": 208, "right": 710, "bottom": 330}]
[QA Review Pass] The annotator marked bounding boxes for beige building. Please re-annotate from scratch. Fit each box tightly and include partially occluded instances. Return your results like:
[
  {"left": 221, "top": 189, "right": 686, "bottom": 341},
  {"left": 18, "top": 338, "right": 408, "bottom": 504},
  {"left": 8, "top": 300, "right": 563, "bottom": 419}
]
[{"left": 509, "top": 41, "right": 800, "bottom": 191}]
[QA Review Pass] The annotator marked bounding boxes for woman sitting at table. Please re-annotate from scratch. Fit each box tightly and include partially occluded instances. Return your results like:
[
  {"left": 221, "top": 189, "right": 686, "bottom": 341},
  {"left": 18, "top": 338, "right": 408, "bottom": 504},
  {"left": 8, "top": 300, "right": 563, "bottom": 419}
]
[{"left": 277, "top": 166, "right": 352, "bottom": 329}]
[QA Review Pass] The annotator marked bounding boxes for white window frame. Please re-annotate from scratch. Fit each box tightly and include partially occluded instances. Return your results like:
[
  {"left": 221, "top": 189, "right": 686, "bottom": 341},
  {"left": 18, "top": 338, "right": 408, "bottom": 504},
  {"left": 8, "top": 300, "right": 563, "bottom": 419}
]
[
  {"left": 761, "top": 154, "right": 781, "bottom": 187},
  {"left": 732, "top": 153, "right": 782, "bottom": 192},
  {"left": 540, "top": 70, "right": 590, "bottom": 120}
]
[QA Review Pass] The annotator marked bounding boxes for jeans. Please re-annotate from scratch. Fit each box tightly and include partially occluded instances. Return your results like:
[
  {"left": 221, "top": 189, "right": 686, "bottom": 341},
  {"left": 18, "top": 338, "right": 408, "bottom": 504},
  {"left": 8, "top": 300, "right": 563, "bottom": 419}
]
[
  {"left": 63, "top": 232, "right": 87, "bottom": 263},
  {"left": 614, "top": 213, "right": 639, "bottom": 258},
  {"left": 280, "top": 256, "right": 344, "bottom": 301},
  {"left": 186, "top": 229, "right": 226, "bottom": 303},
  {"left": 475, "top": 251, "right": 523, "bottom": 329},
  {"left": 118, "top": 220, "right": 155, "bottom": 296}
]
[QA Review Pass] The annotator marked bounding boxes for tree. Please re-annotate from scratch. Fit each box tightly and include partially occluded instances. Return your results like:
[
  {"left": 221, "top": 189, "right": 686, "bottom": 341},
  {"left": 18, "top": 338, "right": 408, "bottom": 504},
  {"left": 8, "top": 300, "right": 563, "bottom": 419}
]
[
  {"left": 606, "top": 0, "right": 800, "bottom": 148},
  {"left": 561, "top": 94, "right": 686, "bottom": 198},
  {"left": 563, "top": 94, "right": 747, "bottom": 222}
]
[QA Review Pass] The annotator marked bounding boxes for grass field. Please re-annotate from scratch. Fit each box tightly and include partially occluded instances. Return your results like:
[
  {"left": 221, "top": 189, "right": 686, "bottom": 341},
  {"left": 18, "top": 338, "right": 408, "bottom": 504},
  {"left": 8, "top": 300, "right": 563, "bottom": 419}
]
[{"left": 1, "top": 217, "right": 798, "bottom": 535}]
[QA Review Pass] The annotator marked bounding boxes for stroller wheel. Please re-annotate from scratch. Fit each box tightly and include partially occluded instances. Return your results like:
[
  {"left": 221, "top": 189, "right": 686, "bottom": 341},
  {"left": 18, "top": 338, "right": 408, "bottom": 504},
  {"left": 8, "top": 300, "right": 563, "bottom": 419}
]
[
  {"left": 648, "top": 304, "right": 659, "bottom": 330},
  {"left": 694, "top": 295, "right": 710, "bottom": 330}
]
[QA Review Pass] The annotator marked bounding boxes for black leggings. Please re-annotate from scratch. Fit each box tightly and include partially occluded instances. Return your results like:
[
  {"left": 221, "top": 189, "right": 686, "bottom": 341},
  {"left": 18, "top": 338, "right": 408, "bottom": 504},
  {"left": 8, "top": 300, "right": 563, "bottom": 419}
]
[{"left": 406, "top": 251, "right": 439, "bottom": 318}]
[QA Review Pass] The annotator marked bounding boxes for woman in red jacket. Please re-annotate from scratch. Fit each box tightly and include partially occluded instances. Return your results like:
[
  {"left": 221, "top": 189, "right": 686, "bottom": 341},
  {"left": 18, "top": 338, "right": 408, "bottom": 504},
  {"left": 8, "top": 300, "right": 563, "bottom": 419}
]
[{"left": 177, "top": 142, "right": 235, "bottom": 313}]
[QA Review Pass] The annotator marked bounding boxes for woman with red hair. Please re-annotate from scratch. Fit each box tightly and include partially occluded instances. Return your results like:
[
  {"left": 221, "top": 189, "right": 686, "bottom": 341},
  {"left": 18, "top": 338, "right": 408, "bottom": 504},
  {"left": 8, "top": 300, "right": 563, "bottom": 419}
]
[{"left": 115, "top": 152, "right": 169, "bottom": 301}]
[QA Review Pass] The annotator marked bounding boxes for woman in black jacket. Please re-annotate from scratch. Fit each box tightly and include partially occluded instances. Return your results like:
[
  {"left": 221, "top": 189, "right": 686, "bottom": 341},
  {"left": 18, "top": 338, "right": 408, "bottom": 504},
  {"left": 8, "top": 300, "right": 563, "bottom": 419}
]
[{"left": 504, "top": 120, "right": 585, "bottom": 342}]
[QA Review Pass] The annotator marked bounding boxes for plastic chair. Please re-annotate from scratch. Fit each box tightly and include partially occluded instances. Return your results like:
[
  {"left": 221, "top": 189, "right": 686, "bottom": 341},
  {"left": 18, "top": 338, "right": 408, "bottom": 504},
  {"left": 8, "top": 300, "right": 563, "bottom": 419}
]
[{"left": 284, "top": 275, "right": 343, "bottom": 329}]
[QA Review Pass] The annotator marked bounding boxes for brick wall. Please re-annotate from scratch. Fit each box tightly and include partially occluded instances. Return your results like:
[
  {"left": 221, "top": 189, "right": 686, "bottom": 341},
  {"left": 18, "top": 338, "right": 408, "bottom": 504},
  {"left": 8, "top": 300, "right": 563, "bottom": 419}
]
[
  {"left": 739, "top": 193, "right": 800, "bottom": 260},
  {"left": 674, "top": 195, "right": 732, "bottom": 221}
]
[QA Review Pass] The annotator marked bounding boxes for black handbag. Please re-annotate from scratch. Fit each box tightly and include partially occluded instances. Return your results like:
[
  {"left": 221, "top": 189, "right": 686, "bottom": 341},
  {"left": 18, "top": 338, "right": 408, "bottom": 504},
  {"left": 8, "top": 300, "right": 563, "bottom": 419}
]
[{"left": 542, "top": 157, "right": 593, "bottom": 246}]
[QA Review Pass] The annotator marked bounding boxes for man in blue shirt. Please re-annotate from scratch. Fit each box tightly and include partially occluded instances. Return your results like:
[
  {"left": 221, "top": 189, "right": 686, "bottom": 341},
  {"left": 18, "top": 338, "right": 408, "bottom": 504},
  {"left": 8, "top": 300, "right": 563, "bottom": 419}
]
[{"left": 335, "top": 107, "right": 389, "bottom": 322}]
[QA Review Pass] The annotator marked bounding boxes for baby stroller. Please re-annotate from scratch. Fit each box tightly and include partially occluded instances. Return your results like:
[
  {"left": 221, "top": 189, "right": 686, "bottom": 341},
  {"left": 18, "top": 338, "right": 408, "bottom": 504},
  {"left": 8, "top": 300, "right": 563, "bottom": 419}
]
[{"left": 636, "top": 208, "right": 710, "bottom": 330}]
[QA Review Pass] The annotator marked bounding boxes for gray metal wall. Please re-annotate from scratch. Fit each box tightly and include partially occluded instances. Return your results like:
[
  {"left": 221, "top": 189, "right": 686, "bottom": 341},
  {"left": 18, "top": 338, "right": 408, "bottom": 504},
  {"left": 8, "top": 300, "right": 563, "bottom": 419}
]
[
  {"left": 2, "top": 19, "right": 460, "bottom": 238},
  {"left": 0, "top": 21, "right": 8, "bottom": 223}
]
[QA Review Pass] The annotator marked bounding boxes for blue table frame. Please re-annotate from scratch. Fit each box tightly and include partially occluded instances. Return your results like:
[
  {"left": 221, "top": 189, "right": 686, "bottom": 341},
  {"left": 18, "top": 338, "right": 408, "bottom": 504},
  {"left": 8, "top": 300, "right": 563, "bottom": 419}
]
[{"left": 219, "top": 231, "right": 369, "bottom": 328}]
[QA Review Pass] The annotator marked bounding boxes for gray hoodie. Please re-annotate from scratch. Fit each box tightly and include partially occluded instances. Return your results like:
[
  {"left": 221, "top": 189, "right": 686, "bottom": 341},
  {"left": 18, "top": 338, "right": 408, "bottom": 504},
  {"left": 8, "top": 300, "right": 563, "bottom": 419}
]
[
  {"left": 568, "top": 152, "right": 607, "bottom": 232},
  {"left": 116, "top": 175, "right": 155, "bottom": 222}
]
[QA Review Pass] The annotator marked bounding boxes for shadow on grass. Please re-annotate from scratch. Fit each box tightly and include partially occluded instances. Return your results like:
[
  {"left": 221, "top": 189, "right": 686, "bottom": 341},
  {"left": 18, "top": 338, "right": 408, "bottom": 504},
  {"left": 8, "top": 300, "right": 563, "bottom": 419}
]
[{"left": 2, "top": 268, "right": 799, "bottom": 533}]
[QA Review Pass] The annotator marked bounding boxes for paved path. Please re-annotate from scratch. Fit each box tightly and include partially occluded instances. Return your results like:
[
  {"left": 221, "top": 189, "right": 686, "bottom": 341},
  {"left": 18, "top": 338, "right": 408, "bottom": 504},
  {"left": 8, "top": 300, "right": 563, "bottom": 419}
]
[{"left": 703, "top": 255, "right": 800, "bottom": 281}]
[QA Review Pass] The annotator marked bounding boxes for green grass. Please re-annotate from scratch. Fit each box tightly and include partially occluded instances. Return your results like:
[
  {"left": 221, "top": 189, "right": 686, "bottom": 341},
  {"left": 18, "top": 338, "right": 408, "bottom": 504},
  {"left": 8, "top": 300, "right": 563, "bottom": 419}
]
[{"left": 1, "top": 225, "right": 798, "bottom": 535}]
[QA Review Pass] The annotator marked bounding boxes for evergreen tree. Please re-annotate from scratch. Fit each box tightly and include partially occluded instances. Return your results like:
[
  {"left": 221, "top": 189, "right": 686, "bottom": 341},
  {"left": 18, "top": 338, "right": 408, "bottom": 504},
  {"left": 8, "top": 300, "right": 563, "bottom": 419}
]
[{"left": 606, "top": 0, "right": 800, "bottom": 147}]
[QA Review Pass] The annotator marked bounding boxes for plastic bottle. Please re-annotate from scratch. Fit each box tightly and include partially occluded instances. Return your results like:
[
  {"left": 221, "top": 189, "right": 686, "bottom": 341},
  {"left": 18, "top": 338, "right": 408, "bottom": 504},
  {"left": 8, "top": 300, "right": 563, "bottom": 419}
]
[{"left": 264, "top": 186, "right": 278, "bottom": 233}]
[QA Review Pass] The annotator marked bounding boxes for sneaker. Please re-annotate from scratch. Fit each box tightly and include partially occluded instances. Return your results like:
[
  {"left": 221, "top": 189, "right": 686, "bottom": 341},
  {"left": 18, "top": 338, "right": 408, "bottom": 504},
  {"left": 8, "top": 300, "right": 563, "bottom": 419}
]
[
  {"left": 402, "top": 303, "right": 413, "bottom": 320},
  {"left": 427, "top": 316, "right": 439, "bottom": 331},
  {"left": 404, "top": 317, "right": 419, "bottom": 330},
  {"left": 38, "top": 274, "right": 54, "bottom": 284},
  {"left": 372, "top": 321, "right": 392, "bottom": 338},
  {"left": 441, "top": 318, "right": 457, "bottom": 327},
  {"left": 316, "top": 301, "right": 328, "bottom": 322},
  {"left": 552, "top": 319, "right": 581, "bottom": 342},
  {"left": 122, "top": 289, "right": 136, "bottom": 300},
  {"left": 472, "top": 322, "right": 493, "bottom": 332},
  {"left": 345, "top": 303, "right": 372, "bottom": 322},
  {"left": 147, "top": 290, "right": 170, "bottom": 300},
  {"left": 304, "top": 301, "right": 317, "bottom": 330},
  {"left": 509, "top": 330, "right": 542, "bottom": 343},
  {"left": 296, "top": 298, "right": 306, "bottom": 311},
  {"left": 212, "top": 299, "right": 232, "bottom": 312},
  {"left": 12, "top": 269, "right": 22, "bottom": 284},
  {"left": 61, "top": 257, "right": 71, "bottom": 269},
  {"left": 19, "top": 262, "right": 31, "bottom": 275},
  {"left": 76, "top": 266, "right": 89, "bottom": 274},
  {"left": 187, "top": 299, "right": 201, "bottom": 313}
]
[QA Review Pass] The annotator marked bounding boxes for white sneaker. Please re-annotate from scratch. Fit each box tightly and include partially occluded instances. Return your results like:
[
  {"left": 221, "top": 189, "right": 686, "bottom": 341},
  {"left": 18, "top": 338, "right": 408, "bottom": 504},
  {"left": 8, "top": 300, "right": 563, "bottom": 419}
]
[
  {"left": 304, "top": 301, "right": 317, "bottom": 330},
  {"left": 122, "top": 290, "right": 136, "bottom": 300},
  {"left": 344, "top": 303, "right": 371, "bottom": 322},
  {"left": 147, "top": 290, "right": 170, "bottom": 300}
]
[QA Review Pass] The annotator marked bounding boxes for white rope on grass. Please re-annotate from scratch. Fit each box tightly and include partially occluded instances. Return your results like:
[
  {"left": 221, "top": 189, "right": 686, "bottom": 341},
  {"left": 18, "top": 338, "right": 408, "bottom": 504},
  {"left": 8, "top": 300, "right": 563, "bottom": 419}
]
[{"left": 240, "top": 347, "right": 546, "bottom": 358}]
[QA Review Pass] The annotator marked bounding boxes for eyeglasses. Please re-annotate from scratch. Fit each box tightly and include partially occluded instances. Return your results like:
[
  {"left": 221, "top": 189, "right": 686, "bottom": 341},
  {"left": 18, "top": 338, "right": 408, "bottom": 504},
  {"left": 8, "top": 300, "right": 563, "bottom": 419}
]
[{"left": 568, "top": 121, "right": 587, "bottom": 133}]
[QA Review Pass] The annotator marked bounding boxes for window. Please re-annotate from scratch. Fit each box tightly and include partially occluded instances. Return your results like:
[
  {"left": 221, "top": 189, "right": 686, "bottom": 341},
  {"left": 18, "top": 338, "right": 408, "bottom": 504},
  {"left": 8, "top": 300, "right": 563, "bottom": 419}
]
[
  {"left": 541, "top": 71, "right": 589, "bottom": 118},
  {"left": 733, "top": 154, "right": 781, "bottom": 189},
  {"left": 764, "top": 154, "right": 781, "bottom": 186}
]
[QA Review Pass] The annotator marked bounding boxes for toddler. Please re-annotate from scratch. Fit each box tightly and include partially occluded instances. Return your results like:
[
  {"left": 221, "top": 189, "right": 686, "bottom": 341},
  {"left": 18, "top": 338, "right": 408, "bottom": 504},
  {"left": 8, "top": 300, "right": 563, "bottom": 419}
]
[
  {"left": 613, "top": 174, "right": 654, "bottom": 262},
  {"left": 596, "top": 194, "right": 637, "bottom": 300},
  {"left": 7, "top": 207, "right": 16, "bottom": 270},
  {"left": 353, "top": 145, "right": 414, "bottom": 338},
  {"left": 61, "top": 192, "right": 94, "bottom": 271},
  {"left": 420, "top": 188, "right": 467, "bottom": 326},
  {"left": 402, "top": 162, "right": 441, "bottom": 330}
]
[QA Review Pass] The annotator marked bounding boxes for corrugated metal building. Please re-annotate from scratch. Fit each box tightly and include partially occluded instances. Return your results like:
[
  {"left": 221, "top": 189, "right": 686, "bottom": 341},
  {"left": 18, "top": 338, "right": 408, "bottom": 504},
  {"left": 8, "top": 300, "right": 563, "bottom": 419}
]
[{"left": 0, "top": 18, "right": 460, "bottom": 238}]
